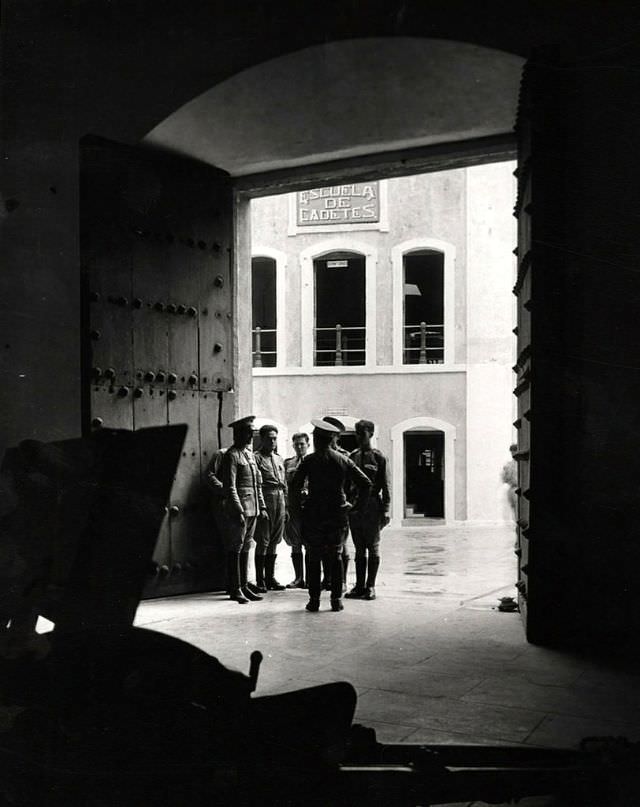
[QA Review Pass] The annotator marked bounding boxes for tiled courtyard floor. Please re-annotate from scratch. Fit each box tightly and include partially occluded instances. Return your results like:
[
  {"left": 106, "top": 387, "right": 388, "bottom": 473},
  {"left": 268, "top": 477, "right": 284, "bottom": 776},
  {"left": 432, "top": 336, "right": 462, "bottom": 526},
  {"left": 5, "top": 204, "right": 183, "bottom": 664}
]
[{"left": 135, "top": 523, "right": 640, "bottom": 804}]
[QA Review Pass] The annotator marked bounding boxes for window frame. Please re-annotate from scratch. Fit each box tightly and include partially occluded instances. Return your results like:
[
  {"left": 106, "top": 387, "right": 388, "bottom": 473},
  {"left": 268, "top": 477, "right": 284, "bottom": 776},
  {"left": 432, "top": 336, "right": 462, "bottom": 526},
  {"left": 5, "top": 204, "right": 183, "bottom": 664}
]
[
  {"left": 251, "top": 246, "right": 287, "bottom": 370},
  {"left": 391, "top": 238, "right": 456, "bottom": 368},
  {"left": 300, "top": 239, "right": 378, "bottom": 371}
]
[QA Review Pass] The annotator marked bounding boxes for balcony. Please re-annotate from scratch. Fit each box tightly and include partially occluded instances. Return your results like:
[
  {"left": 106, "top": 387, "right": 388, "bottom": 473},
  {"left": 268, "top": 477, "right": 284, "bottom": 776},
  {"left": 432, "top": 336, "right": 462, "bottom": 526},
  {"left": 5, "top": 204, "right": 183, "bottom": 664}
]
[
  {"left": 404, "top": 322, "right": 444, "bottom": 364},
  {"left": 252, "top": 327, "right": 277, "bottom": 368},
  {"left": 315, "top": 325, "right": 366, "bottom": 367}
]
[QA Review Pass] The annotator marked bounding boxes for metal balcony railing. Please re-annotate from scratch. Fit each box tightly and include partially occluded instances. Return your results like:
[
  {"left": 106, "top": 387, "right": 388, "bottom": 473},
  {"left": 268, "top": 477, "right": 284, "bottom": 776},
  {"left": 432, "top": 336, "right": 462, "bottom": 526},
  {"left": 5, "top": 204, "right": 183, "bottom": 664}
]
[
  {"left": 252, "top": 327, "right": 277, "bottom": 368},
  {"left": 404, "top": 322, "right": 444, "bottom": 364},
  {"left": 315, "top": 325, "right": 366, "bottom": 367}
]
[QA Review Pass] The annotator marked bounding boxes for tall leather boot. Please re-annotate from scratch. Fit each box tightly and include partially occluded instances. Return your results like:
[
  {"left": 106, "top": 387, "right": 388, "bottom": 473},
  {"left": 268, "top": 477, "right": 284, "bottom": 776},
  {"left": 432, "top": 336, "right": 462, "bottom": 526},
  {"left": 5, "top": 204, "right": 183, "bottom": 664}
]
[
  {"left": 364, "top": 555, "right": 380, "bottom": 600},
  {"left": 321, "top": 556, "right": 332, "bottom": 591},
  {"left": 265, "top": 554, "right": 285, "bottom": 591},
  {"left": 330, "top": 551, "right": 344, "bottom": 611},
  {"left": 227, "top": 552, "right": 248, "bottom": 604},
  {"left": 303, "top": 548, "right": 309, "bottom": 589},
  {"left": 342, "top": 553, "right": 350, "bottom": 593},
  {"left": 286, "top": 551, "right": 305, "bottom": 588},
  {"left": 345, "top": 556, "right": 367, "bottom": 598},
  {"left": 240, "top": 551, "right": 262, "bottom": 601},
  {"left": 254, "top": 554, "right": 268, "bottom": 593},
  {"left": 306, "top": 548, "right": 321, "bottom": 611}
]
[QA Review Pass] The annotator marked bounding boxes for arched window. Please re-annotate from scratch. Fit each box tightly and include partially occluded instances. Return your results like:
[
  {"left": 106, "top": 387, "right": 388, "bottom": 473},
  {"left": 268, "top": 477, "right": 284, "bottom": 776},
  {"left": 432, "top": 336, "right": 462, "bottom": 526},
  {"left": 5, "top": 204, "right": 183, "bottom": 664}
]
[
  {"left": 314, "top": 251, "right": 365, "bottom": 366},
  {"left": 251, "top": 256, "right": 277, "bottom": 367},
  {"left": 403, "top": 250, "right": 444, "bottom": 364}
]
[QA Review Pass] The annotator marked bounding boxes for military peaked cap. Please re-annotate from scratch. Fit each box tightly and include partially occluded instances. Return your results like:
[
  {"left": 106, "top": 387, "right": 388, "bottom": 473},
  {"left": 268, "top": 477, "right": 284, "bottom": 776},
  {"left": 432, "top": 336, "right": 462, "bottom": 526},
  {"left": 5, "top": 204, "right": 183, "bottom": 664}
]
[
  {"left": 322, "top": 416, "right": 345, "bottom": 431},
  {"left": 228, "top": 415, "right": 256, "bottom": 429},
  {"left": 311, "top": 418, "right": 340, "bottom": 434}
]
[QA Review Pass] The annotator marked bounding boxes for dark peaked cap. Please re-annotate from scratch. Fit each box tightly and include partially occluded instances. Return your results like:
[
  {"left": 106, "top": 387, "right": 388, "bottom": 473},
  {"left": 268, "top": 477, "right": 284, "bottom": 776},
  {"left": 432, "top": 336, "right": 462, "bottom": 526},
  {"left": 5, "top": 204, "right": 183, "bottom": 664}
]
[
  {"left": 322, "top": 416, "right": 345, "bottom": 431},
  {"left": 311, "top": 418, "right": 340, "bottom": 434},
  {"left": 228, "top": 415, "right": 256, "bottom": 429}
]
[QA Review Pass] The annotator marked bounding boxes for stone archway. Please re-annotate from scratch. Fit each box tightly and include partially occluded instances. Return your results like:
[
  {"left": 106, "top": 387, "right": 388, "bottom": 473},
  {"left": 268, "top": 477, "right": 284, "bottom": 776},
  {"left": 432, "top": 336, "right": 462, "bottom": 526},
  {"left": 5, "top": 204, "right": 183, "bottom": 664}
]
[{"left": 144, "top": 38, "right": 523, "bottom": 175}]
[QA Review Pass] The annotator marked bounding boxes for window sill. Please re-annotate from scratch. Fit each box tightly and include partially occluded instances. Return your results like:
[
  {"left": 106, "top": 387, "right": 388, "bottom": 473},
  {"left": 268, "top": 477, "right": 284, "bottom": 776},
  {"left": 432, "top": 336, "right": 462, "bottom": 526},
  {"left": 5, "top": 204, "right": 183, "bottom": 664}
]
[{"left": 252, "top": 364, "right": 467, "bottom": 376}]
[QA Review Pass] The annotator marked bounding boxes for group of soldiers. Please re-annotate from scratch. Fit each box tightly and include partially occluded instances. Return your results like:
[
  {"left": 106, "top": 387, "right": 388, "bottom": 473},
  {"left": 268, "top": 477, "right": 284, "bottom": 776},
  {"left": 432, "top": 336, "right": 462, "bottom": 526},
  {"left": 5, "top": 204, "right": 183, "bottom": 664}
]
[{"left": 207, "top": 415, "right": 391, "bottom": 612}]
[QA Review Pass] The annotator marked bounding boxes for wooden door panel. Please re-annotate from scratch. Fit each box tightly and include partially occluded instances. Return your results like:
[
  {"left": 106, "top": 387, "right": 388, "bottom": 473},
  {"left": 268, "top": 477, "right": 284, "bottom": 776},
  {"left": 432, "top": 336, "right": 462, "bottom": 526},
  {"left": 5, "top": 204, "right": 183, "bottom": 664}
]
[
  {"left": 132, "top": 386, "right": 171, "bottom": 571},
  {"left": 90, "top": 385, "right": 134, "bottom": 431},
  {"left": 81, "top": 136, "right": 233, "bottom": 597},
  {"left": 199, "top": 391, "right": 221, "bottom": 482},
  {"left": 81, "top": 150, "right": 135, "bottom": 391},
  {"left": 167, "top": 389, "right": 200, "bottom": 505},
  {"left": 198, "top": 199, "right": 234, "bottom": 393},
  {"left": 132, "top": 232, "right": 170, "bottom": 385},
  {"left": 514, "top": 64, "right": 534, "bottom": 635},
  {"left": 133, "top": 386, "right": 169, "bottom": 429},
  {"left": 86, "top": 235, "right": 134, "bottom": 388},
  {"left": 167, "top": 241, "right": 200, "bottom": 391}
]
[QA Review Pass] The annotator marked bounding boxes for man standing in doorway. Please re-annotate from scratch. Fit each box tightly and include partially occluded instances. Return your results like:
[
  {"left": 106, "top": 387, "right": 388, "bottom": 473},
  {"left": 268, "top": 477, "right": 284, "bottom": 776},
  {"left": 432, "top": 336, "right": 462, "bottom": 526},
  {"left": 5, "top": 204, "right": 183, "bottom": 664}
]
[
  {"left": 283, "top": 432, "right": 310, "bottom": 588},
  {"left": 220, "top": 416, "right": 268, "bottom": 604},
  {"left": 290, "top": 420, "right": 371, "bottom": 612},
  {"left": 254, "top": 424, "right": 287, "bottom": 591},
  {"left": 322, "top": 416, "right": 352, "bottom": 592},
  {"left": 346, "top": 419, "right": 391, "bottom": 601},
  {"left": 205, "top": 445, "right": 227, "bottom": 572}
]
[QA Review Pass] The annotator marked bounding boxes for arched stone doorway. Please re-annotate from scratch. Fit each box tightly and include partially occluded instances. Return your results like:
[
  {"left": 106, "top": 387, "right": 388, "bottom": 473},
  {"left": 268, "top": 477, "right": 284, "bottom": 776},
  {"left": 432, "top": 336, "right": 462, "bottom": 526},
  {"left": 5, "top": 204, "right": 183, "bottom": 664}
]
[{"left": 390, "top": 416, "right": 456, "bottom": 526}]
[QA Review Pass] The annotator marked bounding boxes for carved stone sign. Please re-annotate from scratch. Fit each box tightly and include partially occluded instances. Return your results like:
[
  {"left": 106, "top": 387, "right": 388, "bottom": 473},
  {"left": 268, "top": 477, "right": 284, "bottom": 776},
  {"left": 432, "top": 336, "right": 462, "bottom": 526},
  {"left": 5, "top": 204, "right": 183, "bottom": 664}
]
[{"left": 297, "top": 182, "right": 380, "bottom": 226}]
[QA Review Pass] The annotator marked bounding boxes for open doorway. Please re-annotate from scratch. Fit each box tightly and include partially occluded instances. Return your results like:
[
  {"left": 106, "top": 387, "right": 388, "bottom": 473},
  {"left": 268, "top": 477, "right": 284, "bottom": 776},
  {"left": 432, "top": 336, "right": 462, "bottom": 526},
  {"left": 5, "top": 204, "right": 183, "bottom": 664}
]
[
  {"left": 128, "top": 36, "right": 520, "bottom": 609},
  {"left": 404, "top": 431, "right": 444, "bottom": 519}
]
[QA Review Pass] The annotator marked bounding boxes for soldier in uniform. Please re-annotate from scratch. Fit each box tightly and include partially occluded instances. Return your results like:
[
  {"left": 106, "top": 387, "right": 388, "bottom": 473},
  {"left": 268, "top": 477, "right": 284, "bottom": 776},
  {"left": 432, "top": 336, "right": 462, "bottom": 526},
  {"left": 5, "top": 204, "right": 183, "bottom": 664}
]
[
  {"left": 283, "top": 432, "right": 310, "bottom": 588},
  {"left": 204, "top": 446, "right": 226, "bottom": 534},
  {"left": 290, "top": 420, "right": 371, "bottom": 612},
  {"left": 220, "top": 416, "right": 268, "bottom": 604},
  {"left": 345, "top": 419, "right": 391, "bottom": 601},
  {"left": 254, "top": 424, "right": 287, "bottom": 591},
  {"left": 321, "top": 417, "right": 352, "bottom": 592}
]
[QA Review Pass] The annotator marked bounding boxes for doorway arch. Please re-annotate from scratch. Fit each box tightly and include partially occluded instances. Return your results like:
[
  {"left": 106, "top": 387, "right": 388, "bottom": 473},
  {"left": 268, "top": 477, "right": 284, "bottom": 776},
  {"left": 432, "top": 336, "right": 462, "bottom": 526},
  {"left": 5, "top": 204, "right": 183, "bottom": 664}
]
[
  {"left": 144, "top": 38, "right": 523, "bottom": 174},
  {"left": 390, "top": 416, "right": 457, "bottom": 526}
]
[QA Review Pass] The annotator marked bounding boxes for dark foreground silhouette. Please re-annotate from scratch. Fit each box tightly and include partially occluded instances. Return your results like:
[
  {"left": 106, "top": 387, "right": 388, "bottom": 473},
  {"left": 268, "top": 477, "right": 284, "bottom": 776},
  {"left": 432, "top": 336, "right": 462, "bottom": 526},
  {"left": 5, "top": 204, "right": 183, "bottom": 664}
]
[{"left": 0, "top": 428, "right": 636, "bottom": 805}]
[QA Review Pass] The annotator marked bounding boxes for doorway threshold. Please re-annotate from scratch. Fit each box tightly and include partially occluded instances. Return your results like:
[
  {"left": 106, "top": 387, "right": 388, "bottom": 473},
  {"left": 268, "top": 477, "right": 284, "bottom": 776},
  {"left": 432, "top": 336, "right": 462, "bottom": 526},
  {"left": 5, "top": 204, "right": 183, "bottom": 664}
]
[{"left": 401, "top": 517, "right": 447, "bottom": 527}]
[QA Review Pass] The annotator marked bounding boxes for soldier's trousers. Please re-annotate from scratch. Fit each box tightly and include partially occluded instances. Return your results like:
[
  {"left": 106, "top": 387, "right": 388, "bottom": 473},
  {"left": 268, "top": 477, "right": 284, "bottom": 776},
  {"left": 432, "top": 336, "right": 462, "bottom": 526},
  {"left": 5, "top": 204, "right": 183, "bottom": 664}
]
[
  {"left": 255, "top": 489, "right": 286, "bottom": 556},
  {"left": 307, "top": 544, "right": 343, "bottom": 600},
  {"left": 349, "top": 504, "right": 381, "bottom": 558},
  {"left": 222, "top": 510, "right": 257, "bottom": 553}
]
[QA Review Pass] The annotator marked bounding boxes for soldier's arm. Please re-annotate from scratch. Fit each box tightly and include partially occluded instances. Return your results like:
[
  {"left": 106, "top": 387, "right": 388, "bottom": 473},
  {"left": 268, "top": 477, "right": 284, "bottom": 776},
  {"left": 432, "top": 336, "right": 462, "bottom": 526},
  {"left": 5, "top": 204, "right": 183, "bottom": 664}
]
[
  {"left": 279, "top": 459, "right": 289, "bottom": 518},
  {"left": 204, "top": 455, "right": 224, "bottom": 494},
  {"left": 378, "top": 453, "right": 391, "bottom": 513},
  {"left": 289, "top": 461, "right": 308, "bottom": 513},
  {"left": 346, "top": 457, "right": 372, "bottom": 511},
  {"left": 256, "top": 464, "right": 267, "bottom": 514},
  {"left": 222, "top": 452, "right": 243, "bottom": 515}
]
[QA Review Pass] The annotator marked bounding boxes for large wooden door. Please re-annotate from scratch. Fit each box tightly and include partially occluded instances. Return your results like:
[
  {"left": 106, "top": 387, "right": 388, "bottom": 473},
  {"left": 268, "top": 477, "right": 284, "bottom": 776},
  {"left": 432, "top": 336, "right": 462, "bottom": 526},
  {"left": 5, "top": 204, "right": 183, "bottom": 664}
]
[
  {"left": 80, "top": 136, "right": 234, "bottom": 597},
  {"left": 512, "top": 45, "right": 640, "bottom": 649},
  {"left": 513, "top": 64, "right": 534, "bottom": 638}
]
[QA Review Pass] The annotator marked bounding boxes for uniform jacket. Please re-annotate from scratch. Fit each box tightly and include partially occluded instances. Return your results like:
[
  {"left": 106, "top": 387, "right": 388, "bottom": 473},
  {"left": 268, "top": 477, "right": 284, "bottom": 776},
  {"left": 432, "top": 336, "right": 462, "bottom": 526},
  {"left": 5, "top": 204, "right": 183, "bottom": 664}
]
[
  {"left": 290, "top": 448, "right": 371, "bottom": 519},
  {"left": 221, "top": 446, "right": 266, "bottom": 517},
  {"left": 255, "top": 451, "right": 287, "bottom": 493},
  {"left": 204, "top": 448, "right": 226, "bottom": 501},
  {"left": 349, "top": 447, "right": 391, "bottom": 514},
  {"left": 284, "top": 455, "right": 303, "bottom": 484}
]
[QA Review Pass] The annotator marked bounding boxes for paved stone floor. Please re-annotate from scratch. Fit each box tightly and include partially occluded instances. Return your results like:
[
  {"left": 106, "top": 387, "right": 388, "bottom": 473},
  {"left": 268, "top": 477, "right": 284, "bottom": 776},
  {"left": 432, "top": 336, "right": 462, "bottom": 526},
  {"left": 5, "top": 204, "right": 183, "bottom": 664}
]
[{"left": 135, "top": 523, "right": 640, "bottom": 805}]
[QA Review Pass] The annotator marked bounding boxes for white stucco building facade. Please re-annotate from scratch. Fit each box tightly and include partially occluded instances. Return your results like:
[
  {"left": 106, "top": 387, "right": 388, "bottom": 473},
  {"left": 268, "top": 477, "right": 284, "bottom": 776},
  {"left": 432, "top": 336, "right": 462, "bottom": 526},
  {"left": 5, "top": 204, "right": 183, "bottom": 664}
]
[{"left": 250, "top": 162, "right": 516, "bottom": 525}]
